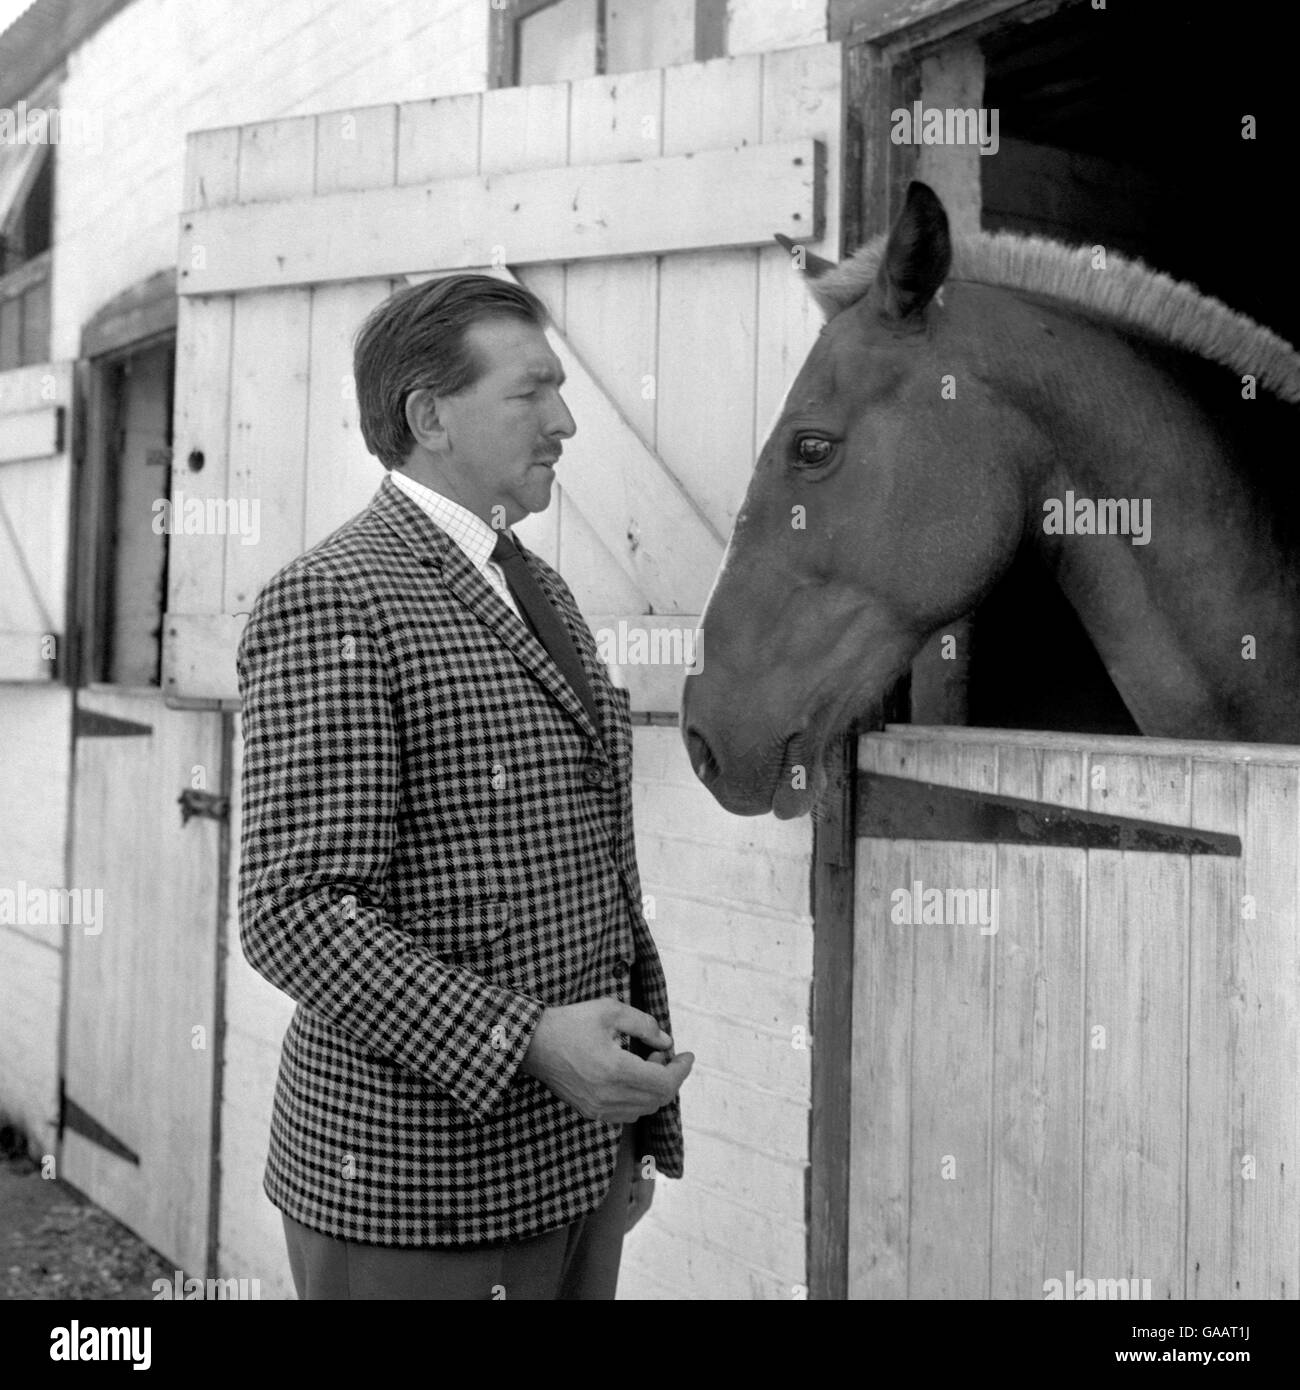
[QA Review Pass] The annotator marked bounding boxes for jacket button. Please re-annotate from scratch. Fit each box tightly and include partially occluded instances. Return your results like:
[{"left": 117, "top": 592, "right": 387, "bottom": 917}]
[
  {"left": 583, "top": 765, "right": 606, "bottom": 787},
  {"left": 612, "top": 959, "right": 629, "bottom": 978}
]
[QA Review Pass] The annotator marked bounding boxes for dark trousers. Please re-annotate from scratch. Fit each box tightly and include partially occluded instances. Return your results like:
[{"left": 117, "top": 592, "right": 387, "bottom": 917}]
[{"left": 281, "top": 1124, "right": 636, "bottom": 1300}]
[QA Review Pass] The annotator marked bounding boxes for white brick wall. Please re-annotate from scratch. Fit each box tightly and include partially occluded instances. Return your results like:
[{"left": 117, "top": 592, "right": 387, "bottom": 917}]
[{"left": 620, "top": 728, "right": 813, "bottom": 1300}]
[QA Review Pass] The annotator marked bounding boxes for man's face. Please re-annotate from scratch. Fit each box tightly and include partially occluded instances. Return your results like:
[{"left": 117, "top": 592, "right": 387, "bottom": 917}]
[{"left": 424, "top": 315, "right": 575, "bottom": 527}]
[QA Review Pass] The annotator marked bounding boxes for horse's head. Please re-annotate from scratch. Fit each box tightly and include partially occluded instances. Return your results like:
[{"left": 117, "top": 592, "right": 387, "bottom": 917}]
[{"left": 682, "top": 182, "right": 1036, "bottom": 817}]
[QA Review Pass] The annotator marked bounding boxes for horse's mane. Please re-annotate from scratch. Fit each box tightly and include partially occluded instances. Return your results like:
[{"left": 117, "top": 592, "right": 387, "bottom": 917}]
[{"left": 811, "top": 231, "right": 1300, "bottom": 405}]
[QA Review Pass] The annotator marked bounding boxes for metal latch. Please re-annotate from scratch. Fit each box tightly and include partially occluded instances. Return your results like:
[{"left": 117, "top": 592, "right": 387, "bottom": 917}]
[{"left": 178, "top": 788, "right": 229, "bottom": 825}]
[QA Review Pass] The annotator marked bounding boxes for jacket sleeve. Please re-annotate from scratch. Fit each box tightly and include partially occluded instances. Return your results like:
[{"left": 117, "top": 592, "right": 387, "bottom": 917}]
[{"left": 235, "top": 561, "right": 545, "bottom": 1122}]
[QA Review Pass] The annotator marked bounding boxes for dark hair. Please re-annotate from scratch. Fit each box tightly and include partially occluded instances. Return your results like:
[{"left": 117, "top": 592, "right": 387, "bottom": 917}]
[{"left": 353, "top": 275, "right": 548, "bottom": 470}]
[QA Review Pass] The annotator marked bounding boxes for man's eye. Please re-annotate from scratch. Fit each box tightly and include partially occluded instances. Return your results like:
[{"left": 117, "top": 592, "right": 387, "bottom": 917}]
[{"left": 794, "top": 436, "right": 834, "bottom": 467}]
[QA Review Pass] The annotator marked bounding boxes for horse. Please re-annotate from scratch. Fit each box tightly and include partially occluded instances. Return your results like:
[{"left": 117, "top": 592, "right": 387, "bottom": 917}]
[{"left": 681, "top": 181, "right": 1300, "bottom": 818}]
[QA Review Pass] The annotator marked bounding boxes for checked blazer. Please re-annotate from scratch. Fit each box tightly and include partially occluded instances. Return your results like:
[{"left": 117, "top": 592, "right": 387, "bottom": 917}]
[{"left": 236, "top": 474, "right": 683, "bottom": 1248}]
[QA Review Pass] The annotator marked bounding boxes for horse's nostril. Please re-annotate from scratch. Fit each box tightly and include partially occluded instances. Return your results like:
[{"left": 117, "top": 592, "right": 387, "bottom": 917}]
[{"left": 685, "top": 727, "right": 719, "bottom": 783}]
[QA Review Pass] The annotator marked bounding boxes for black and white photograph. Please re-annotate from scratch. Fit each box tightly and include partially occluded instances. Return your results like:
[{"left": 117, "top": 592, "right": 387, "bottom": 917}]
[{"left": 0, "top": 0, "right": 1294, "bottom": 1349}]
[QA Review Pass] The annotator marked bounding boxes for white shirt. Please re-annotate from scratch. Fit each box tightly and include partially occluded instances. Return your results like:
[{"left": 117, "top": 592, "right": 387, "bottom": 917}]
[{"left": 389, "top": 467, "right": 524, "bottom": 623}]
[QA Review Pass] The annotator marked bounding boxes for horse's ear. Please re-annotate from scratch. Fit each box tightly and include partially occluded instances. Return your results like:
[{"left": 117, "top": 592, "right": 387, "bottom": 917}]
[
  {"left": 774, "top": 232, "right": 837, "bottom": 281},
  {"left": 876, "top": 181, "right": 952, "bottom": 322}
]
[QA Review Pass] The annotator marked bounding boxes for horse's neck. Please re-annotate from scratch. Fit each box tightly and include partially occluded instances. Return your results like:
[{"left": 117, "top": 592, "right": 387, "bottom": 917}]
[{"left": 1020, "top": 313, "right": 1300, "bottom": 741}]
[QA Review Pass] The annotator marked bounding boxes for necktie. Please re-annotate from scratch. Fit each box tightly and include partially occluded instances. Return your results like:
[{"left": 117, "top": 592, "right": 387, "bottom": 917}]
[{"left": 491, "top": 531, "right": 602, "bottom": 732}]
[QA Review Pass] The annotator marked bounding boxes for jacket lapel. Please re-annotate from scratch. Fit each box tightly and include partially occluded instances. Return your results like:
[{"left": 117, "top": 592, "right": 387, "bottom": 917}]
[{"left": 370, "top": 477, "right": 604, "bottom": 746}]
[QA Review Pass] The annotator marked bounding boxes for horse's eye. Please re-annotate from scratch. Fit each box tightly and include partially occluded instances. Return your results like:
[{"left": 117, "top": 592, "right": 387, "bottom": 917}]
[{"left": 794, "top": 436, "right": 834, "bottom": 468}]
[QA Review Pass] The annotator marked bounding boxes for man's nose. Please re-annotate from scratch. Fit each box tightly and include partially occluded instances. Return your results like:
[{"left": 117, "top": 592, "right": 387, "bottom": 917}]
[{"left": 549, "top": 395, "right": 576, "bottom": 439}]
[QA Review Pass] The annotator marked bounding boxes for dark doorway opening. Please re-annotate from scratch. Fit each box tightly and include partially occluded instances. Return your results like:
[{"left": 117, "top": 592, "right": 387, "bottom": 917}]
[
  {"left": 962, "top": 1, "right": 1290, "bottom": 735},
  {"left": 85, "top": 337, "right": 176, "bottom": 687}
]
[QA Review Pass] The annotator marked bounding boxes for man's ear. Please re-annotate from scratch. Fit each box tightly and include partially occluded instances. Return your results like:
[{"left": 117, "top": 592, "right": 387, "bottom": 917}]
[{"left": 404, "top": 388, "right": 448, "bottom": 452}]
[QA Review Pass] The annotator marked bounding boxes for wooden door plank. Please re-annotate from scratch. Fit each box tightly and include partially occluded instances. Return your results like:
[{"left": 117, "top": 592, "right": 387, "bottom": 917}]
[
  {"left": 0, "top": 451, "right": 67, "bottom": 636},
  {"left": 397, "top": 93, "right": 482, "bottom": 185},
  {"left": 569, "top": 67, "right": 664, "bottom": 165},
  {"left": 662, "top": 53, "right": 762, "bottom": 155},
  {"left": 891, "top": 724, "right": 1300, "bottom": 765},
  {"left": 850, "top": 733, "right": 919, "bottom": 1298},
  {"left": 178, "top": 140, "right": 822, "bottom": 295},
  {"left": 182, "top": 126, "right": 240, "bottom": 212},
  {"left": 1186, "top": 761, "right": 1300, "bottom": 1297},
  {"left": 904, "top": 737, "right": 997, "bottom": 1298},
  {"left": 164, "top": 613, "right": 244, "bottom": 705},
  {"left": 304, "top": 279, "right": 394, "bottom": 547},
  {"left": 1232, "top": 764, "right": 1300, "bottom": 1297},
  {"left": 64, "top": 691, "right": 223, "bottom": 1275},
  {"left": 0, "top": 406, "right": 59, "bottom": 463},
  {"left": 314, "top": 104, "right": 397, "bottom": 195},
  {"left": 168, "top": 296, "right": 234, "bottom": 618},
  {"left": 235, "top": 114, "right": 318, "bottom": 204},
  {"left": 0, "top": 360, "right": 72, "bottom": 413},
  {"left": 1184, "top": 758, "right": 1246, "bottom": 1297},
  {"left": 1082, "top": 752, "right": 1189, "bottom": 1298},
  {"left": 990, "top": 744, "right": 1087, "bottom": 1297},
  {"left": 480, "top": 80, "right": 571, "bottom": 175},
  {"left": 222, "top": 289, "right": 312, "bottom": 616}
]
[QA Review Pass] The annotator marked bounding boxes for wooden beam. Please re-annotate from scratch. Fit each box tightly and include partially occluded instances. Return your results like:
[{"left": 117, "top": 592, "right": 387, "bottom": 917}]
[
  {"left": 832, "top": 0, "right": 1062, "bottom": 49},
  {"left": 808, "top": 732, "right": 856, "bottom": 1301},
  {"left": 0, "top": 359, "right": 72, "bottom": 412},
  {"left": 0, "top": 404, "right": 60, "bottom": 463},
  {"left": 179, "top": 139, "right": 823, "bottom": 296},
  {"left": 0, "top": 631, "right": 56, "bottom": 680},
  {"left": 163, "top": 613, "right": 245, "bottom": 704}
]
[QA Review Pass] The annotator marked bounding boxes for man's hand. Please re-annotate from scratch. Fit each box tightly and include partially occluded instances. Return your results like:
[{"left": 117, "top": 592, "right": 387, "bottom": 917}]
[{"left": 519, "top": 999, "right": 694, "bottom": 1125}]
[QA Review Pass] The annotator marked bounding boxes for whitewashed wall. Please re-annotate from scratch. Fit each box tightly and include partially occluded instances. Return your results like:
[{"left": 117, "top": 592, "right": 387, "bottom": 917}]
[
  {"left": 729, "top": 0, "right": 829, "bottom": 55},
  {"left": 51, "top": 0, "right": 489, "bottom": 361},
  {"left": 621, "top": 730, "right": 813, "bottom": 1299}
]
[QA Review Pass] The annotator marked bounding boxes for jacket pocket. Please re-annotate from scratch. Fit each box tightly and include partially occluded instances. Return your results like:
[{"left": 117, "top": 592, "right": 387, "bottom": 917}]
[{"left": 419, "top": 900, "right": 512, "bottom": 961}]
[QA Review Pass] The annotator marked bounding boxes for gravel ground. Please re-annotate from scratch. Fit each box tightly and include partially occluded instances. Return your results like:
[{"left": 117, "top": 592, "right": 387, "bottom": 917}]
[{"left": 0, "top": 1152, "right": 173, "bottom": 1301}]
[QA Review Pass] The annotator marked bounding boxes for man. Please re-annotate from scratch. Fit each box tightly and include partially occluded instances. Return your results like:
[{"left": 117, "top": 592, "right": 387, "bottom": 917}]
[{"left": 236, "top": 274, "right": 693, "bottom": 1300}]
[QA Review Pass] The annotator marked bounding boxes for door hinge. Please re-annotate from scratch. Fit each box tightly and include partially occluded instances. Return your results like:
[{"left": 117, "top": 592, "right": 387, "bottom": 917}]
[
  {"left": 178, "top": 788, "right": 229, "bottom": 825},
  {"left": 59, "top": 1084, "right": 140, "bottom": 1165},
  {"left": 74, "top": 706, "right": 152, "bottom": 738},
  {"left": 856, "top": 772, "right": 1241, "bottom": 856}
]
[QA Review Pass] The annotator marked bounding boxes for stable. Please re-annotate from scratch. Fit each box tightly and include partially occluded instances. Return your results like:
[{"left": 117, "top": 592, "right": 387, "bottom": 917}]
[{"left": 0, "top": 0, "right": 1295, "bottom": 1301}]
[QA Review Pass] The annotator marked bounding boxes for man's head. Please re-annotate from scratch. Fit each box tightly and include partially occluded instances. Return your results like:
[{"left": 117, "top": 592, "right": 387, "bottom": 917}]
[{"left": 354, "top": 274, "right": 575, "bottom": 526}]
